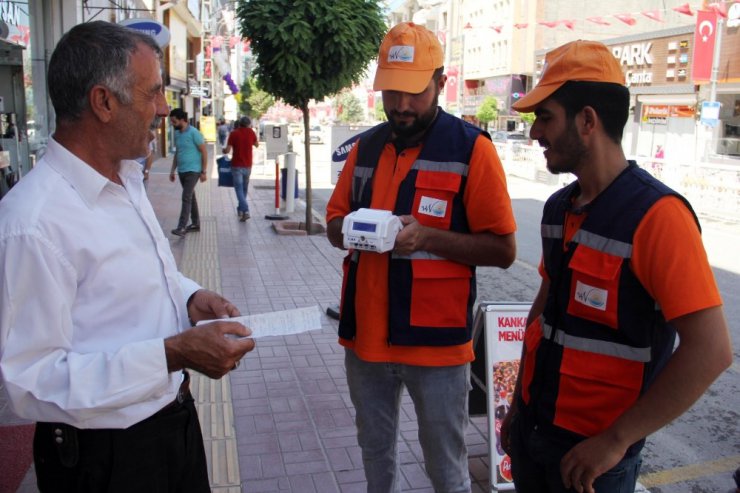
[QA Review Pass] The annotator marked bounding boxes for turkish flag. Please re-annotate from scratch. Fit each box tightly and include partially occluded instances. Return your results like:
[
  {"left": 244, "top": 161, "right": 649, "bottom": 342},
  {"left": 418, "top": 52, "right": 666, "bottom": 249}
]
[{"left": 692, "top": 10, "right": 718, "bottom": 82}]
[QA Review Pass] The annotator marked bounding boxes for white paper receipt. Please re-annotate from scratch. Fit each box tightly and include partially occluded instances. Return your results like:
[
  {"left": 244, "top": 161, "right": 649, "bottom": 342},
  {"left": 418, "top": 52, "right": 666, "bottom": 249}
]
[{"left": 197, "top": 305, "right": 323, "bottom": 339}]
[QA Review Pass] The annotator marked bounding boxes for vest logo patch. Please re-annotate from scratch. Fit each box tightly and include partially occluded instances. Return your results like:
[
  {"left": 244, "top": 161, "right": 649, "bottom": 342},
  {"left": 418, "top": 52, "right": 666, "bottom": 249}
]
[
  {"left": 418, "top": 196, "right": 447, "bottom": 217},
  {"left": 574, "top": 280, "right": 607, "bottom": 310}
]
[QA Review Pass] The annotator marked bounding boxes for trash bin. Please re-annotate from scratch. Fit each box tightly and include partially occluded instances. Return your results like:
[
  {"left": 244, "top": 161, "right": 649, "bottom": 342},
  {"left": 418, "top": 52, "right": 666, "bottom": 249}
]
[
  {"left": 217, "top": 156, "right": 233, "bottom": 187},
  {"left": 280, "top": 168, "right": 299, "bottom": 200}
]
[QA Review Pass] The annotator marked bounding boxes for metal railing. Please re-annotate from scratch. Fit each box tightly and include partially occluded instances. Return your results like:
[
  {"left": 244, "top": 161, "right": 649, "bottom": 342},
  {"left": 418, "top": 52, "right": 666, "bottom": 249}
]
[{"left": 494, "top": 142, "right": 740, "bottom": 224}]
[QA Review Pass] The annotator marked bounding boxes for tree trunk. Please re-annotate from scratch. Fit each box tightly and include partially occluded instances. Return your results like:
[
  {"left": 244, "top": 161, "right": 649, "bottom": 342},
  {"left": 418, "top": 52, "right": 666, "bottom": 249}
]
[{"left": 301, "top": 104, "right": 313, "bottom": 233}]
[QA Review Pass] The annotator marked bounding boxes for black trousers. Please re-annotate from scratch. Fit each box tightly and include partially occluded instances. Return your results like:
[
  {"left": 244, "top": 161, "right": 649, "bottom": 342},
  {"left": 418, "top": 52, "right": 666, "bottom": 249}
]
[
  {"left": 33, "top": 395, "right": 209, "bottom": 493},
  {"left": 177, "top": 171, "right": 201, "bottom": 230}
]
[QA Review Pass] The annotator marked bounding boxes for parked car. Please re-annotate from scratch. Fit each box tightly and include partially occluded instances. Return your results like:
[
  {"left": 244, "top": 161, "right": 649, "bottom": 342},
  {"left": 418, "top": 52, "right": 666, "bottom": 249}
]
[
  {"left": 492, "top": 131, "right": 529, "bottom": 144},
  {"left": 308, "top": 125, "right": 323, "bottom": 144}
]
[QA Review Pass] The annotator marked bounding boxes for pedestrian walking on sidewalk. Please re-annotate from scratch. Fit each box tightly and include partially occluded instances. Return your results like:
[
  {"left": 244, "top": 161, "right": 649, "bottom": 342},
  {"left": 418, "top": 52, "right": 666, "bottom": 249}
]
[
  {"left": 0, "top": 21, "right": 255, "bottom": 493},
  {"left": 222, "top": 115, "right": 258, "bottom": 221},
  {"left": 501, "top": 40, "right": 732, "bottom": 493},
  {"left": 326, "top": 21, "right": 517, "bottom": 493},
  {"left": 217, "top": 117, "right": 229, "bottom": 148},
  {"left": 169, "top": 108, "right": 207, "bottom": 236}
]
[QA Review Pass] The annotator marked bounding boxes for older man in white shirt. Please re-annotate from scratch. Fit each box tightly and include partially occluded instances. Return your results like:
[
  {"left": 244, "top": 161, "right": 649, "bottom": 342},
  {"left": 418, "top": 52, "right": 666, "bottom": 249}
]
[{"left": 0, "top": 21, "right": 254, "bottom": 492}]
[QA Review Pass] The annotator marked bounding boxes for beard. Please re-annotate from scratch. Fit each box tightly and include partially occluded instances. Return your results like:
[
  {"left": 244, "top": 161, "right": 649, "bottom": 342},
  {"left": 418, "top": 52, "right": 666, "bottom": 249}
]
[
  {"left": 545, "top": 118, "right": 588, "bottom": 175},
  {"left": 385, "top": 93, "right": 439, "bottom": 139}
]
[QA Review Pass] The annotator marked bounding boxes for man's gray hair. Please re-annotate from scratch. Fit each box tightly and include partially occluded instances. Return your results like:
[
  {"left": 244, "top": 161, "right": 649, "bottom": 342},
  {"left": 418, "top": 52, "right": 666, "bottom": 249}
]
[{"left": 48, "top": 20, "right": 162, "bottom": 123}]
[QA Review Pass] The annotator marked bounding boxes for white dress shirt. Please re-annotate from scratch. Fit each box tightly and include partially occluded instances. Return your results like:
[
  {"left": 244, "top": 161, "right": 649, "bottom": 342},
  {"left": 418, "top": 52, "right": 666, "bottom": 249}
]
[{"left": 0, "top": 137, "right": 201, "bottom": 428}]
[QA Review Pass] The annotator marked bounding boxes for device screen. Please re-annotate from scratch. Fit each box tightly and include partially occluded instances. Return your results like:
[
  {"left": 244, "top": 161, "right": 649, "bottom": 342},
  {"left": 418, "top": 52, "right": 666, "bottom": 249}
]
[{"left": 352, "top": 221, "right": 377, "bottom": 233}]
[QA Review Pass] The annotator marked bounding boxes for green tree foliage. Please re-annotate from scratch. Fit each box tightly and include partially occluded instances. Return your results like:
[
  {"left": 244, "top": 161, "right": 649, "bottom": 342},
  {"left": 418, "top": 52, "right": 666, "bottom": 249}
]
[
  {"left": 333, "top": 91, "right": 364, "bottom": 124},
  {"left": 519, "top": 112, "right": 535, "bottom": 127},
  {"left": 476, "top": 96, "right": 499, "bottom": 130},
  {"left": 374, "top": 100, "right": 387, "bottom": 122},
  {"left": 237, "top": 0, "right": 386, "bottom": 232},
  {"left": 239, "top": 77, "right": 275, "bottom": 120}
]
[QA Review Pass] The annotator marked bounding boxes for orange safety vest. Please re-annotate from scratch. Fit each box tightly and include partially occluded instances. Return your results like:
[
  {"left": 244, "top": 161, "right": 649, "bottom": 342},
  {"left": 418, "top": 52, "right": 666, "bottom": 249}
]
[
  {"left": 339, "top": 109, "right": 487, "bottom": 346},
  {"left": 521, "top": 163, "right": 698, "bottom": 441}
]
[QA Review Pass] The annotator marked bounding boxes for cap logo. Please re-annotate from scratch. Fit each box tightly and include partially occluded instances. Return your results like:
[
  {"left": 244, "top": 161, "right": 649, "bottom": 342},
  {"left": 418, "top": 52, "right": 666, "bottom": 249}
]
[{"left": 388, "top": 45, "right": 414, "bottom": 63}]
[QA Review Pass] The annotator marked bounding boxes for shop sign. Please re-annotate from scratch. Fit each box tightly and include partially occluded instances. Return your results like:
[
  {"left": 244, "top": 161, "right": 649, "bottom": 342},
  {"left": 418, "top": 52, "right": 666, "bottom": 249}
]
[
  {"left": 119, "top": 18, "right": 170, "bottom": 48},
  {"left": 700, "top": 101, "right": 721, "bottom": 127},
  {"left": 0, "top": 1, "right": 21, "bottom": 26},
  {"left": 612, "top": 42, "right": 653, "bottom": 88},
  {"left": 642, "top": 105, "right": 696, "bottom": 124},
  {"left": 612, "top": 42, "right": 653, "bottom": 66},
  {"left": 626, "top": 70, "right": 653, "bottom": 87}
]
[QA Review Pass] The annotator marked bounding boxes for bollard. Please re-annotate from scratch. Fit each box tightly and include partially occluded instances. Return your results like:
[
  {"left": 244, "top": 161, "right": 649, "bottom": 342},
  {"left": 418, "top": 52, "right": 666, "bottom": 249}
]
[
  {"left": 265, "top": 156, "right": 287, "bottom": 220},
  {"left": 284, "top": 152, "right": 297, "bottom": 213}
]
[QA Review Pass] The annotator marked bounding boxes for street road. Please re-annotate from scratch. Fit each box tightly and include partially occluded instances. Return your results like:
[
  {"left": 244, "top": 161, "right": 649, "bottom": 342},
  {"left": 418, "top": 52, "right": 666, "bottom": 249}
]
[{"left": 292, "top": 135, "right": 740, "bottom": 493}]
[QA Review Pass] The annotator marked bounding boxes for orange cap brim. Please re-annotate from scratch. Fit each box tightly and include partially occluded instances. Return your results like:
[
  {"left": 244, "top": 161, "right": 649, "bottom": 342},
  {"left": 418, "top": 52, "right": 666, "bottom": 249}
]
[
  {"left": 511, "top": 81, "right": 565, "bottom": 113},
  {"left": 373, "top": 67, "right": 435, "bottom": 93}
]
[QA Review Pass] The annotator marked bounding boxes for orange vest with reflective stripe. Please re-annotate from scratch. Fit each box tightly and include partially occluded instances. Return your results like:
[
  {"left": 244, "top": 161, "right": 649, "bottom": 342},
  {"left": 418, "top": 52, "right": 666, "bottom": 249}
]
[
  {"left": 339, "top": 110, "right": 486, "bottom": 346},
  {"left": 521, "top": 164, "right": 698, "bottom": 440}
]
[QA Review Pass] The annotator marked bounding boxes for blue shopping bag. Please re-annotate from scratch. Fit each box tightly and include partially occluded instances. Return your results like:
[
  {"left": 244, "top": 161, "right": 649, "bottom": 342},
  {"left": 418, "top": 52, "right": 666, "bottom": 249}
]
[{"left": 217, "top": 156, "right": 233, "bottom": 187}]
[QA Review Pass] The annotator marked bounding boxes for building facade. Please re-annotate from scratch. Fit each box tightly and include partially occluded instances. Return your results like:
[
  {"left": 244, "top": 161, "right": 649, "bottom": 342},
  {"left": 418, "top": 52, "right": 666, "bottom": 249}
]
[{"left": 0, "top": 0, "right": 214, "bottom": 179}]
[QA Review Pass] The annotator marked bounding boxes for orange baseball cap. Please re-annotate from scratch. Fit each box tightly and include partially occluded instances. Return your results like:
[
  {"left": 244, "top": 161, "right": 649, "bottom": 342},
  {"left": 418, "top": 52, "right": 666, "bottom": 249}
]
[
  {"left": 512, "top": 40, "right": 625, "bottom": 113},
  {"left": 373, "top": 22, "right": 444, "bottom": 94}
]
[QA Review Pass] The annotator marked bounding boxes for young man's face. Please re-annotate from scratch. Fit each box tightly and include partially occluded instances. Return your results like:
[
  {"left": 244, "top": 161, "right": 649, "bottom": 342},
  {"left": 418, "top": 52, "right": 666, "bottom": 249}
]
[
  {"left": 529, "top": 99, "right": 588, "bottom": 175},
  {"left": 382, "top": 72, "right": 446, "bottom": 140}
]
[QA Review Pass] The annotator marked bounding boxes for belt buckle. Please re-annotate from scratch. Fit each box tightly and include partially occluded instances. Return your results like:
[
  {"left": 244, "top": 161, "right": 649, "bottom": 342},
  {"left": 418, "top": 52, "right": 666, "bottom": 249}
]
[{"left": 176, "top": 370, "right": 189, "bottom": 404}]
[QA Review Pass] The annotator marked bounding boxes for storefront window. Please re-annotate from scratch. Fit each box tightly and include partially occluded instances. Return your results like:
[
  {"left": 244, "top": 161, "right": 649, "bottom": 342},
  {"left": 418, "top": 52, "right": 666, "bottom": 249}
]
[{"left": 0, "top": 0, "right": 33, "bottom": 176}]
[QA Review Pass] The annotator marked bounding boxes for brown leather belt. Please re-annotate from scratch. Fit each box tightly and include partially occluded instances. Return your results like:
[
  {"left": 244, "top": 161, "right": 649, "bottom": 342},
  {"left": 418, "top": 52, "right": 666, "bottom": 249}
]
[{"left": 156, "top": 370, "right": 191, "bottom": 415}]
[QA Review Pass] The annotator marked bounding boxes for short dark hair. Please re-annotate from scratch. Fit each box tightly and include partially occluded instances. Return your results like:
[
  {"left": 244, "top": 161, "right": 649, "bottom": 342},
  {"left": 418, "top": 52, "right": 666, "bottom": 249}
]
[
  {"left": 432, "top": 67, "right": 445, "bottom": 84},
  {"left": 170, "top": 108, "right": 187, "bottom": 121},
  {"left": 48, "top": 21, "right": 162, "bottom": 123},
  {"left": 239, "top": 116, "right": 250, "bottom": 127},
  {"left": 549, "top": 81, "right": 630, "bottom": 144}
]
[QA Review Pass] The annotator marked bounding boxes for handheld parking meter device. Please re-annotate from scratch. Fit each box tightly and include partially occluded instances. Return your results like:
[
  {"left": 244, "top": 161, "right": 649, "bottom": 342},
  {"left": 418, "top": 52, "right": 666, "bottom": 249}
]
[{"left": 341, "top": 208, "right": 403, "bottom": 253}]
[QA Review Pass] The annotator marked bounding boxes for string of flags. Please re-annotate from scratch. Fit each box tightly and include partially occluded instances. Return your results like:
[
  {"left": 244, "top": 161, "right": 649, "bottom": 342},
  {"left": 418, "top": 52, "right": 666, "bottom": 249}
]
[{"left": 477, "top": 2, "right": 728, "bottom": 33}]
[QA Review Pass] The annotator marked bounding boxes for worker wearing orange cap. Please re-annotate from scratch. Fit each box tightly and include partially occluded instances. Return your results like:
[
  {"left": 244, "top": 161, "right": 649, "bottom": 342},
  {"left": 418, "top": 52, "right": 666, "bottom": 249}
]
[
  {"left": 326, "top": 22, "right": 517, "bottom": 492},
  {"left": 501, "top": 40, "right": 731, "bottom": 493}
]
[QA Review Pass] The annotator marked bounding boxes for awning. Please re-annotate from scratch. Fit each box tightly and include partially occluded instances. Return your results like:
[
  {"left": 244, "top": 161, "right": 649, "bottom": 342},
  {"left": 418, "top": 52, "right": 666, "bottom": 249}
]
[{"left": 637, "top": 94, "right": 697, "bottom": 105}]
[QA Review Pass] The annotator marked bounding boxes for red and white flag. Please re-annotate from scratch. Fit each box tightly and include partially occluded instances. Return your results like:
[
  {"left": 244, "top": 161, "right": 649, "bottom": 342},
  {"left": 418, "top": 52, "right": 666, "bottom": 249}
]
[
  {"left": 587, "top": 16, "right": 611, "bottom": 26},
  {"left": 673, "top": 3, "right": 694, "bottom": 16},
  {"left": 614, "top": 13, "right": 637, "bottom": 25},
  {"left": 692, "top": 10, "right": 719, "bottom": 82},
  {"left": 641, "top": 10, "right": 663, "bottom": 22}
]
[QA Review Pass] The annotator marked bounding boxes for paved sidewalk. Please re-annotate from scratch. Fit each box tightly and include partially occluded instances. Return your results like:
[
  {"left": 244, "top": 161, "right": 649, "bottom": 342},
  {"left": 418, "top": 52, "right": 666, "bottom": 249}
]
[
  {"left": 0, "top": 149, "right": 493, "bottom": 493},
  {"left": 151, "top": 151, "right": 494, "bottom": 493}
]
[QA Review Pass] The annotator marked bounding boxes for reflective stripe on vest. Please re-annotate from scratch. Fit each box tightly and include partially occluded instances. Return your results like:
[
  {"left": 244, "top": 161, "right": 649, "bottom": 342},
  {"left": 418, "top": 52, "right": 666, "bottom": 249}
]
[
  {"left": 541, "top": 223, "right": 632, "bottom": 258},
  {"left": 572, "top": 229, "right": 633, "bottom": 258},
  {"left": 541, "top": 318, "right": 651, "bottom": 362},
  {"left": 413, "top": 159, "right": 469, "bottom": 176}
]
